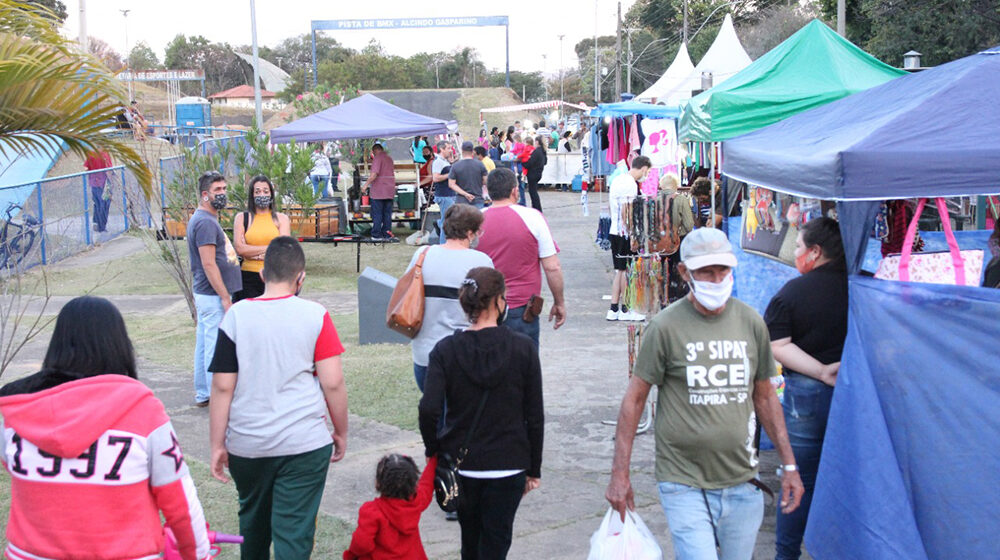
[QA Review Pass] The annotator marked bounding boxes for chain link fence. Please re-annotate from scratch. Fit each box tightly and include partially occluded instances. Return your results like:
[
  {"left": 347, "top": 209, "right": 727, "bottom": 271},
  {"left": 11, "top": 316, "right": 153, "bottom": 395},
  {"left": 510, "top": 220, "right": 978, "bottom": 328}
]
[{"left": 0, "top": 166, "right": 152, "bottom": 270}]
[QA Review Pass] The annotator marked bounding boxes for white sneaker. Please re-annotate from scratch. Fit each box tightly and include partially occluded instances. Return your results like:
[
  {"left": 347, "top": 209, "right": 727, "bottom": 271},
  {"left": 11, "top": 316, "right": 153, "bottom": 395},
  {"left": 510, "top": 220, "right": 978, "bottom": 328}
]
[
  {"left": 605, "top": 309, "right": 620, "bottom": 321},
  {"left": 619, "top": 310, "right": 646, "bottom": 322}
]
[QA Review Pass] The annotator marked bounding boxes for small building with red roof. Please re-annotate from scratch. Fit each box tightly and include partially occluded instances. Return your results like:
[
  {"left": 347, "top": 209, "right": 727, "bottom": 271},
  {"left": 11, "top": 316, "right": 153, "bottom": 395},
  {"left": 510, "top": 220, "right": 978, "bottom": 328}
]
[{"left": 208, "top": 85, "right": 283, "bottom": 109}]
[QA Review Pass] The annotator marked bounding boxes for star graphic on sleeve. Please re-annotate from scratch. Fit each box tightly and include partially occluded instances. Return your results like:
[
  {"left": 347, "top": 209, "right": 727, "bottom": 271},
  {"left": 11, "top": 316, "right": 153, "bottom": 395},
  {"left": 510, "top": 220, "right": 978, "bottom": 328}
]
[{"left": 161, "top": 432, "right": 184, "bottom": 473}]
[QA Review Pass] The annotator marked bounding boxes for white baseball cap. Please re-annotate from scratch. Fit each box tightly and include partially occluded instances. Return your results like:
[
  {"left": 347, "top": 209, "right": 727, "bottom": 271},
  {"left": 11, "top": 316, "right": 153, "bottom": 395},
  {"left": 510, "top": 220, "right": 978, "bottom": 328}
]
[{"left": 681, "top": 228, "right": 738, "bottom": 270}]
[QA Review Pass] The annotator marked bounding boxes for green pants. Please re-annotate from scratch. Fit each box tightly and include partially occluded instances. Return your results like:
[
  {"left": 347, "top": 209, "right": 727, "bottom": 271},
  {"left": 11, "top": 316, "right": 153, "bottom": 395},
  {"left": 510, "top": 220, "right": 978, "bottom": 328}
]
[{"left": 228, "top": 444, "right": 333, "bottom": 560}]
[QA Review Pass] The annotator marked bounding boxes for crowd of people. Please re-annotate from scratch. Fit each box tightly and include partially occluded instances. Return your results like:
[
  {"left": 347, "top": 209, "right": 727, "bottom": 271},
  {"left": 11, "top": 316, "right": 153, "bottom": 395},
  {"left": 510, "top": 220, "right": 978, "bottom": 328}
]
[{"left": 1, "top": 127, "right": 864, "bottom": 560}]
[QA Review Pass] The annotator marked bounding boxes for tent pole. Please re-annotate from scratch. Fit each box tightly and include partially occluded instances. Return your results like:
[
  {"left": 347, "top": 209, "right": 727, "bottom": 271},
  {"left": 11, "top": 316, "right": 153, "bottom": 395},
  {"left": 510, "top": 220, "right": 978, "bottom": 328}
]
[{"left": 710, "top": 142, "right": 716, "bottom": 228}]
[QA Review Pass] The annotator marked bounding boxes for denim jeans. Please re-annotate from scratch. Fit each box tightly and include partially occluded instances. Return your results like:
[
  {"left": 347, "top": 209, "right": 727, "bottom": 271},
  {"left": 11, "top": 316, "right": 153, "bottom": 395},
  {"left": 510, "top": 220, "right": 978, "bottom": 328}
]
[
  {"left": 193, "top": 292, "right": 225, "bottom": 402},
  {"left": 436, "top": 196, "right": 455, "bottom": 245},
  {"left": 310, "top": 174, "right": 329, "bottom": 196},
  {"left": 658, "top": 480, "right": 764, "bottom": 560},
  {"left": 91, "top": 186, "right": 110, "bottom": 232},
  {"left": 775, "top": 372, "right": 834, "bottom": 560},
  {"left": 502, "top": 305, "right": 539, "bottom": 347},
  {"left": 413, "top": 363, "right": 428, "bottom": 393},
  {"left": 370, "top": 198, "right": 393, "bottom": 238}
]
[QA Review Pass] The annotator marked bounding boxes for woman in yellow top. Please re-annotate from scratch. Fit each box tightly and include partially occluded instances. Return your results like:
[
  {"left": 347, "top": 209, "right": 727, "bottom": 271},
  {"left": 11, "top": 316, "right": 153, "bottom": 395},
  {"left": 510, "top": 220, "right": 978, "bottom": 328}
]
[{"left": 233, "top": 175, "right": 291, "bottom": 301}]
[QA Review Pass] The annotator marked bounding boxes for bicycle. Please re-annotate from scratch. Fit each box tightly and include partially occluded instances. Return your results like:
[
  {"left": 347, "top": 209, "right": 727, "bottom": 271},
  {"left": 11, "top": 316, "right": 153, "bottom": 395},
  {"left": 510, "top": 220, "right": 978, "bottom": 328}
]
[{"left": 0, "top": 202, "right": 40, "bottom": 270}]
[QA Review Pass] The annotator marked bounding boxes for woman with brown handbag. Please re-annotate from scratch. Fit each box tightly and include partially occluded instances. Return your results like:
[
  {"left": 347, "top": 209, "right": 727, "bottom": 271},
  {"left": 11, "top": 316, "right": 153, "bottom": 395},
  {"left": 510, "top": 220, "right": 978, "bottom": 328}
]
[{"left": 407, "top": 204, "right": 493, "bottom": 394}]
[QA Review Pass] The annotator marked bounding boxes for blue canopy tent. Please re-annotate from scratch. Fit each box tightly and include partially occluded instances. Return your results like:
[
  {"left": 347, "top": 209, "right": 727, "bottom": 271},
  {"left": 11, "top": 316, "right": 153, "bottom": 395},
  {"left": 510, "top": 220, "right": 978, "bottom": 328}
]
[
  {"left": 722, "top": 47, "right": 1000, "bottom": 560},
  {"left": 270, "top": 93, "right": 457, "bottom": 144},
  {"left": 588, "top": 101, "right": 681, "bottom": 119}
]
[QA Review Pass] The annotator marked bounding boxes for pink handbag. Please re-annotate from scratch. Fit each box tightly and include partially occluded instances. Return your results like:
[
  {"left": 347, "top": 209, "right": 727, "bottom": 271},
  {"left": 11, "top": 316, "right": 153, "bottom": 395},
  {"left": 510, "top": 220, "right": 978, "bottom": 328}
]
[{"left": 874, "top": 198, "right": 984, "bottom": 286}]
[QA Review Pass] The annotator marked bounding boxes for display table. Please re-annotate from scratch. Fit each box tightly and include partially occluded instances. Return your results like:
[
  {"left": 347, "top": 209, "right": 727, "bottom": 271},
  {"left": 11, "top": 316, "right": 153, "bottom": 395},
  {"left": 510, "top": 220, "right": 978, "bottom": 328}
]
[{"left": 541, "top": 152, "right": 583, "bottom": 186}]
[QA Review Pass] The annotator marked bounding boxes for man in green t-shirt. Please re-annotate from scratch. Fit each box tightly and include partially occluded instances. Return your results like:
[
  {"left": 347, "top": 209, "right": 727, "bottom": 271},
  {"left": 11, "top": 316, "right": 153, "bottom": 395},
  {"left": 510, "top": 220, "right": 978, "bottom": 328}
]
[{"left": 606, "top": 227, "right": 804, "bottom": 559}]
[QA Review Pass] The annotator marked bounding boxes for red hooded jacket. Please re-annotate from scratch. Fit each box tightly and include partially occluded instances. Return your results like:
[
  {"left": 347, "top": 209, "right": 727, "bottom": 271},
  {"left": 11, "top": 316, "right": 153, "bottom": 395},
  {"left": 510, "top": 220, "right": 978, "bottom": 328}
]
[
  {"left": 0, "top": 374, "right": 210, "bottom": 560},
  {"left": 343, "top": 456, "right": 437, "bottom": 560}
]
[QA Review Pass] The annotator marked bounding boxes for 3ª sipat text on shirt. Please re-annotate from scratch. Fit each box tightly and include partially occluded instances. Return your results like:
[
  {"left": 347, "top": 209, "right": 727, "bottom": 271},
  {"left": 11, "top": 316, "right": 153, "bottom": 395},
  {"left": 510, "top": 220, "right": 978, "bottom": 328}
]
[{"left": 633, "top": 296, "right": 776, "bottom": 489}]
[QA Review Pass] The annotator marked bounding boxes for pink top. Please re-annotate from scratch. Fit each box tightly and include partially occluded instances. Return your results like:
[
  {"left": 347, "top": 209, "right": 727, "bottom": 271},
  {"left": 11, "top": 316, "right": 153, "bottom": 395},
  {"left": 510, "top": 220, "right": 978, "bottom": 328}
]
[
  {"left": 476, "top": 205, "right": 559, "bottom": 309},
  {"left": 369, "top": 152, "right": 396, "bottom": 200}
]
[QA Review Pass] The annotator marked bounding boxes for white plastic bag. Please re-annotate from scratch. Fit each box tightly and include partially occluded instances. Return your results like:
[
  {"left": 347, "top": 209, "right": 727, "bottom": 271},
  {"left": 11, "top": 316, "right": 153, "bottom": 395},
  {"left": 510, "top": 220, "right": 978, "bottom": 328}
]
[{"left": 587, "top": 508, "right": 662, "bottom": 560}]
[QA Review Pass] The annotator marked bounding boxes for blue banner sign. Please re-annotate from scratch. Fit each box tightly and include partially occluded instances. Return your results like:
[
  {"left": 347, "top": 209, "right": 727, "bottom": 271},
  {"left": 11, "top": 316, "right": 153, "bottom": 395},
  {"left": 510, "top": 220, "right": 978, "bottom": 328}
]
[{"left": 312, "top": 16, "right": 509, "bottom": 31}]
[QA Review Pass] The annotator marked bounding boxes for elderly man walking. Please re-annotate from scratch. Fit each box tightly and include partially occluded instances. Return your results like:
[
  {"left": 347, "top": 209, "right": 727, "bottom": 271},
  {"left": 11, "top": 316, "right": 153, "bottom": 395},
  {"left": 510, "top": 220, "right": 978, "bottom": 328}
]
[{"left": 605, "top": 228, "right": 804, "bottom": 560}]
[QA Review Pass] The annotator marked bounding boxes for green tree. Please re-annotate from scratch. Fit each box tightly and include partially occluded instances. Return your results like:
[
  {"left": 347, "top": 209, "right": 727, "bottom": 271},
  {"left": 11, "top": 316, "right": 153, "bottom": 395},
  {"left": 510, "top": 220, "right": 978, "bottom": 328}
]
[
  {"left": 860, "top": 0, "right": 1000, "bottom": 67},
  {"left": 0, "top": 1, "right": 151, "bottom": 193},
  {"left": 817, "top": 0, "right": 871, "bottom": 46},
  {"left": 164, "top": 34, "right": 244, "bottom": 95},
  {"left": 128, "top": 41, "right": 161, "bottom": 70},
  {"left": 486, "top": 70, "right": 545, "bottom": 102},
  {"left": 626, "top": 0, "right": 767, "bottom": 61},
  {"left": 23, "top": 0, "right": 65, "bottom": 23}
]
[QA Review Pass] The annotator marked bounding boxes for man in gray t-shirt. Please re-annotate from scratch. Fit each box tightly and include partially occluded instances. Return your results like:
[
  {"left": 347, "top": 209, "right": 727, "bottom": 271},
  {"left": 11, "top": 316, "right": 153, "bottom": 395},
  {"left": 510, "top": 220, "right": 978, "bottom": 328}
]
[
  {"left": 186, "top": 171, "right": 241, "bottom": 406},
  {"left": 448, "top": 140, "right": 488, "bottom": 208}
]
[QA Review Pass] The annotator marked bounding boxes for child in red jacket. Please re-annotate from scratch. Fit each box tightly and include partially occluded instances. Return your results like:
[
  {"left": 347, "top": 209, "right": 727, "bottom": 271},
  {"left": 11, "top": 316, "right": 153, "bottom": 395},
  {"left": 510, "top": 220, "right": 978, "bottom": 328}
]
[{"left": 344, "top": 454, "right": 437, "bottom": 560}]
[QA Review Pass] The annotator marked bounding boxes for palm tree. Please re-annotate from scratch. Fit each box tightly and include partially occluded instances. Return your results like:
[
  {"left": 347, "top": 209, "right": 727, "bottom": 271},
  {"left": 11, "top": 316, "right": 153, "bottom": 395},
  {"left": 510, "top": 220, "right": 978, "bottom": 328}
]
[{"left": 0, "top": 1, "right": 152, "bottom": 193}]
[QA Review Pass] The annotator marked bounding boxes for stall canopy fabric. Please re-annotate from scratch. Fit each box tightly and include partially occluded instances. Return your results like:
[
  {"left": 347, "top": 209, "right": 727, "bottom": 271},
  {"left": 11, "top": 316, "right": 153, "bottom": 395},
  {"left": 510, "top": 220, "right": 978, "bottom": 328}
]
[
  {"left": 721, "top": 46, "right": 1000, "bottom": 200},
  {"left": 479, "top": 100, "right": 590, "bottom": 121},
  {"left": 678, "top": 19, "right": 905, "bottom": 142},
  {"left": 635, "top": 43, "right": 695, "bottom": 105},
  {"left": 806, "top": 276, "right": 1000, "bottom": 560},
  {"left": 656, "top": 14, "right": 752, "bottom": 107},
  {"left": 270, "top": 93, "right": 457, "bottom": 143},
  {"left": 588, "top": 101, "right": 680, "bottom": 119}
]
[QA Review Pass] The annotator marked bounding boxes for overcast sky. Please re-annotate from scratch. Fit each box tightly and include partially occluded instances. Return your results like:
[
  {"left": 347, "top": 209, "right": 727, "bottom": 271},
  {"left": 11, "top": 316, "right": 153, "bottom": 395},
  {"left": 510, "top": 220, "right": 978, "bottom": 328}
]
[{"left": 60, "top": 0, "right": 641, "bottom": 75}]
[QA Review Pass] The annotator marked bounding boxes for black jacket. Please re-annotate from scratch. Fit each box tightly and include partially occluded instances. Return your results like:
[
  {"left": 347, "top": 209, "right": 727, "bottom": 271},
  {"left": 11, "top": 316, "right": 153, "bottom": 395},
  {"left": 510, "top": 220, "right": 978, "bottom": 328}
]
[
  {"left": 418, "top": 326, "right": 544, "bottom": 478},
  {"left": 523, "top": 146, "right": 547, "bottom": 179}
]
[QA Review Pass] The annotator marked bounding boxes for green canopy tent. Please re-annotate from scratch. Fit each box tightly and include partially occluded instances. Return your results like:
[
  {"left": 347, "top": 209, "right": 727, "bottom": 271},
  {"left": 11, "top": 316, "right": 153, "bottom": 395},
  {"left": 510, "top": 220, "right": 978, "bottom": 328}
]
[{"left": 678, "top": 19, "right": 906, "bottom": 143}]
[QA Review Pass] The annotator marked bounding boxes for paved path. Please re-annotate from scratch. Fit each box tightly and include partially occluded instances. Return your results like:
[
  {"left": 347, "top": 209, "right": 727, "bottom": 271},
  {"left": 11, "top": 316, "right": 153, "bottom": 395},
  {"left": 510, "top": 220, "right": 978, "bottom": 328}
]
[{"left": 3, "top": 190, "right": 798, "bottom": 559}]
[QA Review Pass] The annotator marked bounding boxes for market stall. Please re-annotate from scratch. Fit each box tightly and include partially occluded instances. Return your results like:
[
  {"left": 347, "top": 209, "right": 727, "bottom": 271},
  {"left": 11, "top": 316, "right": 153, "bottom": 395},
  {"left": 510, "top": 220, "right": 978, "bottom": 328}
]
[
  {"left": 270, "top": 93, "right": 457, "bottom": 244},
  {"left": 722, "top": 45, "right": 1000, "bottom": 560},
  {"left": 676, "top": 18, "right": 904, "bottom": 238}
]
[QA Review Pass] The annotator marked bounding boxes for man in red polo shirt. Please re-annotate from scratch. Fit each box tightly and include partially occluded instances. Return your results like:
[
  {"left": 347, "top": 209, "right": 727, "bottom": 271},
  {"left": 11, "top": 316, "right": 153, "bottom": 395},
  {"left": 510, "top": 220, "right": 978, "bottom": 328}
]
[
  {"left": 477, "top": 167, "right": 566, "bottom": 346},
  {"left": 362, "top": 143, "right": 397, "bottom": 241}
]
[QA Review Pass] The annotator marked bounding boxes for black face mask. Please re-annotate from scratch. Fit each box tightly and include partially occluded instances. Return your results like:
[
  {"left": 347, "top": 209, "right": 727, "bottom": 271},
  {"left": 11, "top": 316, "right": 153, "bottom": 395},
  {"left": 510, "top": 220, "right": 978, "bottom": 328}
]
[
  {"left": 209, "top": 193, "right": 227, "bottom": 210},
  {"left": 497, "top": 301, "right": 508, "bottom": 326},
  {"left": 254, "top": 195, "right": 272, "bottom": 208}
]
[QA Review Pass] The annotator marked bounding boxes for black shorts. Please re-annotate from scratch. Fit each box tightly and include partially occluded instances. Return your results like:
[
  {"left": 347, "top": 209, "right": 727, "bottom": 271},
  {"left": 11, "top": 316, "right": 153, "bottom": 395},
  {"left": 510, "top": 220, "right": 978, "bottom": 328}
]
[{"left": 609, "top": 234, "right": 634, "bottom": 271}]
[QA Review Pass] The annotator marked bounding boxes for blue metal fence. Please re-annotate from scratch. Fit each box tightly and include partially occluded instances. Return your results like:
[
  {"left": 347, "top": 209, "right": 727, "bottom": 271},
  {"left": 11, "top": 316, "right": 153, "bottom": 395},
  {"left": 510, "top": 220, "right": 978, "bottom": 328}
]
[{"left": 0, "top": 165, "right": 151, "bottom": 270}]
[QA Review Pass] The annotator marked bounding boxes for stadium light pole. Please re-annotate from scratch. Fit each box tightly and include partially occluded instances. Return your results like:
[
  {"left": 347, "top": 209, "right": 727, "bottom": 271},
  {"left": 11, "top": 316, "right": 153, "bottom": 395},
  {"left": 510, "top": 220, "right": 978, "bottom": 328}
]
[
  {"left": 558, "top": 34, "right": 565, "bottom": 120},
  {"left": 120, "top": 9, "right": 131, "bottom": 100}
]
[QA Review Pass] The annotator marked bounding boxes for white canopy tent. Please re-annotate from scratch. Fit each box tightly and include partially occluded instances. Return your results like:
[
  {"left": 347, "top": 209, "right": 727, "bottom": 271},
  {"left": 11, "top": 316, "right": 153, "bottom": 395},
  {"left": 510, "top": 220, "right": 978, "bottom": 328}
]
[
  {"left": 656, "top": 14, "right": 752, "bottom": 105},
  {"left": 635, "top": 43, "right": 695, "bottom": 105}
]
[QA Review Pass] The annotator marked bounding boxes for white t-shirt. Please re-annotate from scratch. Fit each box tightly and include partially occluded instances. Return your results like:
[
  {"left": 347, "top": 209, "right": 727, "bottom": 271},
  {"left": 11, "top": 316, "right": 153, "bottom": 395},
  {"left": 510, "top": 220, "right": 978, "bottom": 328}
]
[{"left": 609, "top": 173, "right": 639, "bottom": 237}]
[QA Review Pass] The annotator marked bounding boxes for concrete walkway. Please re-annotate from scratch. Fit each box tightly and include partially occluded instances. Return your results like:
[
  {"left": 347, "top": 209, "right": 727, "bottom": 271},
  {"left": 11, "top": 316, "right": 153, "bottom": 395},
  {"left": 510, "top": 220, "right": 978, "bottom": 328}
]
[{"left": 3, "top": 190, "right": 798, "bottom": 559}]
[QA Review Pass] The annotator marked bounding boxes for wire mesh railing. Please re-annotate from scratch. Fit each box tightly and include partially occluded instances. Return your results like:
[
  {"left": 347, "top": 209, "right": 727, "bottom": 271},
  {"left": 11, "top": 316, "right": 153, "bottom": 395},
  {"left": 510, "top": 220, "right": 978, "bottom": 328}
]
[{"left": 0, "top": 165, "right": 152, "bottom": 270}]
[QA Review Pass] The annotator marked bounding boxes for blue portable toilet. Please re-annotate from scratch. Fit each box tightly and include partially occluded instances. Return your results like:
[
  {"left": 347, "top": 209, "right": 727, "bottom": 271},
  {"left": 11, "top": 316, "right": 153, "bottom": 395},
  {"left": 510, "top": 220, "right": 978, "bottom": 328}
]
[{"left": 175, "top": 96, "right": 211, "bottom": 134}]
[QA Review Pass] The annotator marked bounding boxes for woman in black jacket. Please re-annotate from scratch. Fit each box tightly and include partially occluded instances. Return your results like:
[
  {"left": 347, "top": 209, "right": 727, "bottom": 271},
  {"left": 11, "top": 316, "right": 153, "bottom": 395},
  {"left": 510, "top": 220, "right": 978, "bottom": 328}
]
[
  {"left": 418, "top": 267, "right": 544, "bottom": 560},
  {"left": 522, "top": 135, "right": 547, "bottom": 212}
]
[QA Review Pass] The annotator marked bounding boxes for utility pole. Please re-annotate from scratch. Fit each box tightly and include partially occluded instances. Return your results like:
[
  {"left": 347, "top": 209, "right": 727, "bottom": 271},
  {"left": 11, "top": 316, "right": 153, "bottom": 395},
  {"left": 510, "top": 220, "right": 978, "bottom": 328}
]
[
  {"left": 683, "top": 0, "right": 689, "bottom": 46},
  {"left": 626, "top": 29, "right": 633, "bottom": 94},
  {"left": 78, "top": 0, "right": 87, "bottom": 52},
  {"left": 250, "top": 0, "right": 263, "bottom": 127},
  {"left": 615, "top": 1, "right": 622, "bottom": 100},
  {"left": 120, "top": 9, "right": 131, "bottom": 100},
  {"left": 837, "top": 0, "right": 846, "bottom": 36},
  {"left": 593, "top": 0, "right": 599, "bottom": 103}
]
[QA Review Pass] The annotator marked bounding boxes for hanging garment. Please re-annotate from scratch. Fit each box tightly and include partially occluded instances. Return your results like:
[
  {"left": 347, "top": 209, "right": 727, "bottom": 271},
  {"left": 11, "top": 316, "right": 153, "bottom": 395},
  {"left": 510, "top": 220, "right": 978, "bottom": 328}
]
[{"left": 640, "top": 119, "right": 679, "bottom": 170}]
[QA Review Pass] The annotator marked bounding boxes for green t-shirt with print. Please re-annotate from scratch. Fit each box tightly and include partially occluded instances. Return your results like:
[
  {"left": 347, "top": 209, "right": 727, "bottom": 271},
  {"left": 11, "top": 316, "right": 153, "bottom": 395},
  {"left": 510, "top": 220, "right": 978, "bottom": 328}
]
[{"left": 634, "top": 296, "right": 776, "bottom": 489}]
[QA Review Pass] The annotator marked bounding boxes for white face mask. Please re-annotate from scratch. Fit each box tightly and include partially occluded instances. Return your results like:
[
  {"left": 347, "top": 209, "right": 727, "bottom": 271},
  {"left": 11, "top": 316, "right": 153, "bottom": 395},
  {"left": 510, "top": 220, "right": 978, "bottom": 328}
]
[{"left": 689, "top": 272, "right": 734, "bottom": 311}]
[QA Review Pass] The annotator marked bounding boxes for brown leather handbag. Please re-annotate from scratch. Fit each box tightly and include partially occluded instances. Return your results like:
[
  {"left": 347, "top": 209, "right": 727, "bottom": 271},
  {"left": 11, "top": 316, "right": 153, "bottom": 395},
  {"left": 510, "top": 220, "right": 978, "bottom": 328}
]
[{"left": 386, "top": 247, "right": 430, "bottom": 338}]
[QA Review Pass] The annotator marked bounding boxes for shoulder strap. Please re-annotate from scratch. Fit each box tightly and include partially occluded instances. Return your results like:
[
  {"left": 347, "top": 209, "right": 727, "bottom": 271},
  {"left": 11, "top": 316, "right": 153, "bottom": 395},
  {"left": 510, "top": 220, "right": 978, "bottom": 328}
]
[{"left": 458, "top": 389, "right": 490, "bottom": 461}]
